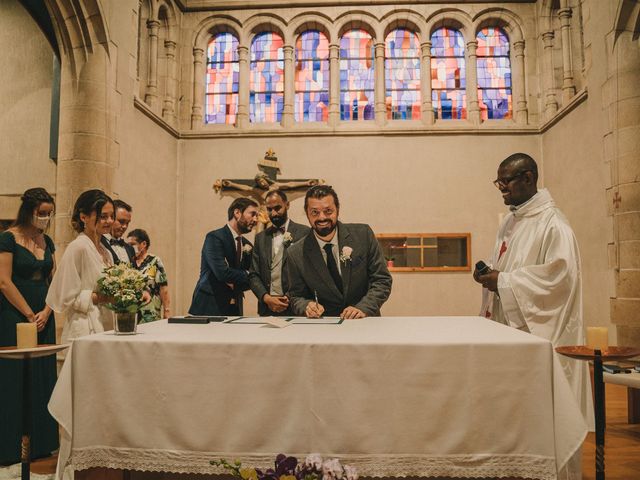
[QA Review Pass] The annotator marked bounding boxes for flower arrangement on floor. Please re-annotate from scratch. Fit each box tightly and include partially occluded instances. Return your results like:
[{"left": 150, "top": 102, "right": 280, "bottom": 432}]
[{"left": 211, "top": 454, "right": 358, "bottom": 480}]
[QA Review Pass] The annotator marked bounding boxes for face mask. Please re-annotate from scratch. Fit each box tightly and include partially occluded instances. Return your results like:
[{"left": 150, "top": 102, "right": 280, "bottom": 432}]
[{"left": 32, "top": 215, "right": 51, "bottom": 230}]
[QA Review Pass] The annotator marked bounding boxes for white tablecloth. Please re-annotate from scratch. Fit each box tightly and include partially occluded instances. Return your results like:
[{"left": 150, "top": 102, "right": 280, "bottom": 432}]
[{"left": 49, "top": 317, "right": 587, "bottom": 480}]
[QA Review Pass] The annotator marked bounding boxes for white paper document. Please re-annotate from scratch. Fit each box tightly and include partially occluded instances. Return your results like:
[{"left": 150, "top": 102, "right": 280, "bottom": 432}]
[{"left": 289, "top": 317, "right": 343, "bottom": 324}]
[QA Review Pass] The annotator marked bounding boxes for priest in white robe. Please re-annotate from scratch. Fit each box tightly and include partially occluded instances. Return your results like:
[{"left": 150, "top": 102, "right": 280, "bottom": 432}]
[{"left": 475, "top": 153, "right": 595, "bottom": 434}]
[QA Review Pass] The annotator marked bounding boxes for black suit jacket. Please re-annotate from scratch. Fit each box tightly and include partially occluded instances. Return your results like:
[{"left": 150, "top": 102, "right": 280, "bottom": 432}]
[
  {"left": 189, "top": 225, "right": 252, "bottom": 316},
  {"left": 101, "top": 235, "right": 135, "bottom": 265},
  {"left": 286, "top": 222, "right": 392, "bottom": 317},
  {"left": 248, "top": 220, "right": 310, "bottom": 316}
]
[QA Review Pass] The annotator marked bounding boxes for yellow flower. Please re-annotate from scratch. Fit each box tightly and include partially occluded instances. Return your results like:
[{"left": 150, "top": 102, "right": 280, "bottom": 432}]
[
  {"left": 279, "top": 475, "right": 296, "bottom": 480},
  {"left": 240, "top": 468, "right": 257, "bottom": 480},
  {"left": 148, "top": 265, "right": 157, "bottom": 278}
]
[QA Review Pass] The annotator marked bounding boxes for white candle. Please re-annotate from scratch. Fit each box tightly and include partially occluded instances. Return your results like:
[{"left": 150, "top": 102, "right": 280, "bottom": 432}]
[
  {"left": 586, "top": 326, "right": 608, "bottom": 352},
  {"left": 17, "top": 322, "right": 37, "bottom": 349}
]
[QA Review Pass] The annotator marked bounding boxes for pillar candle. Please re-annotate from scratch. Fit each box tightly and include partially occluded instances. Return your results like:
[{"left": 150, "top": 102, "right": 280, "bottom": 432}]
[
  {"left": 17, "top": 322, "right": 37, "bottom": 349},
  {"left": 16, "top": 323, "right": 38, "bottom": 348},
  {"left": 586, "top": 326, "right": 609, "bottom": 352}
]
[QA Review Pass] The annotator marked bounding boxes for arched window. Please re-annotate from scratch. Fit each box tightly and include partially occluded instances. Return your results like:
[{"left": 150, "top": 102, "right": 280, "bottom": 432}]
[
  {"left": 339, "top": 29, "right": 374, "bottom": 121},
  {"left": 250, "top": 32, "right": 284, "bottom": 123},
  {"left": 385, "top": 29, "right": 421, "bottom": 120},
  {"left": 476, "top": 27, "right": 512, "bottom": 119},
  {"left": 205, "top": 33, "right": 239, "bottom": 124},
  {"left": 295, "top": 30, "right": 330, "bottom": 122},
  {"left": 430, "top": 28, "right": 466, "bottom": 120}
]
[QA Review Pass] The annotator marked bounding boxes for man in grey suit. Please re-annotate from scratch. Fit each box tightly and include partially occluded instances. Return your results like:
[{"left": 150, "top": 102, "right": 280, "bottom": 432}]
[
  {"left": 286, "top": 185, "right": 392, "bottom": 319},
  {"left": 249, "top": 190, "right": 310, "bottom": 316}
]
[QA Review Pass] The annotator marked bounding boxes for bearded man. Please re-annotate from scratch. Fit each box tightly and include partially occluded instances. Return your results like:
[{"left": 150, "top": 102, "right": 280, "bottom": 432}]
[
  {"left": 189, "top": 197, "right": 259, "bottom": 316},
  {"left": 249, "top": 190, "right": 309, "bottom": 316},
  {"left": 286, "top": 185, "right": 392, "bottom": 319}
]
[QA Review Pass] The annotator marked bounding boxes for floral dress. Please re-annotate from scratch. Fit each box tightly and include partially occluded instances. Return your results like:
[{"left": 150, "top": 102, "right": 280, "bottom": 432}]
[{"left": 134, "top": 254, "right": 168, "bottom": 322}]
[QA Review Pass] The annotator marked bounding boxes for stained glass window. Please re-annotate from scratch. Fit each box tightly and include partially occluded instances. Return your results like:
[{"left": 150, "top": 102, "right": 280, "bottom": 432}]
[
  {"left": 476, "top": 27, "right": 512, "bottom": 120},
  {"left": 339, "top": 29, "right": 374, "bottom": 121},
  {"left": 295, "top": 30, "right": 329, "bottom": 122},
  {"left": 205, "top": 33, "right": 239, "bottom": 124},
  {"left": 250, "top": 32, "right": 284, "bottom": 123},
  {"left": 430, "top": 28, "right": 466, "bottom": 120},
  {"left": 385, "top": 29, "right": 421, "bottom": 120}
]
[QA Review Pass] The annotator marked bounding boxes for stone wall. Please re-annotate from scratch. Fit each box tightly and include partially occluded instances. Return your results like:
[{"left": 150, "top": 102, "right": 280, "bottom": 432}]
[{"left": 0, "top": 0, "right": 56, "bottom": 219}]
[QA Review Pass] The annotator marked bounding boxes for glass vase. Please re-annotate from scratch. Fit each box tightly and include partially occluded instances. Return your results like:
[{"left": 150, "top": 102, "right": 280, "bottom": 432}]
[{"left": 114, "top": 311, "right": 138, "bottom": 335}]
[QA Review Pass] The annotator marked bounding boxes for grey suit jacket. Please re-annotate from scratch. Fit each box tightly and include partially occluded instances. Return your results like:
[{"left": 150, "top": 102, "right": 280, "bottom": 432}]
[
  {"left": 249, "top": 220, "right": 310, "bottom": 316},
  {"left": 286, "top": 222, "right": 392, "bottom": 317}
]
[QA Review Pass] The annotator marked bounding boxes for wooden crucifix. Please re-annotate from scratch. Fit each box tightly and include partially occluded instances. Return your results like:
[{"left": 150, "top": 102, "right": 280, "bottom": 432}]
[{"left": 213, "top": 149, "right": 324, "bottom": 228}]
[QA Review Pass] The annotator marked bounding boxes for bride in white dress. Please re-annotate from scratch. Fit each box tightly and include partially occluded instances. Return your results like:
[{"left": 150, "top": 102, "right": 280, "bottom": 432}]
[{"left": 46, "top": 189, "right": 115, "bottom": 342}]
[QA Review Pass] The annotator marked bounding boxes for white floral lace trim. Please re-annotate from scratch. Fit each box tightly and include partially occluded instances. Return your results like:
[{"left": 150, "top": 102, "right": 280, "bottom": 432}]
[{"left": 70, "top": 448, "right": 557, "bottom": 479}]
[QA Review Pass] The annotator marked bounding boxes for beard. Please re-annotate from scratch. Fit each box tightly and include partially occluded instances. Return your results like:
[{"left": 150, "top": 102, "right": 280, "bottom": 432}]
[
  {"left": 313, "top": 220, "right": 336, "bottom": 237},
  {"left": 270, "top": 214, "right": 287, "bottom": 228},
  {"left": 237, "top": 218, "right": 254, "bottom": 234}
]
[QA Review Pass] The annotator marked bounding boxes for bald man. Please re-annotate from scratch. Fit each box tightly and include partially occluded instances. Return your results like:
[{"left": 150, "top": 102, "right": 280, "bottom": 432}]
[{"left": 474, "top": 153, "right": 593, "bottom": 427}]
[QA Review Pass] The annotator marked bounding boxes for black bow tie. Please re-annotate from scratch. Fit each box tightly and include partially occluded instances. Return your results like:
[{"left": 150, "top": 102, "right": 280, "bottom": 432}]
[
  {"left": 269, "top": 226, "right": 286, "bottom": 235},
  {"left": 109, "top": 238, "right": 125, "bottom": 247}
]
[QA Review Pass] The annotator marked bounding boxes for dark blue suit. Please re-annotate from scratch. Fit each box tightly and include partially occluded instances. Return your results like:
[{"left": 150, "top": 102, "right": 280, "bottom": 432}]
[{"left": 189, "top": 225, "right": 252, "bottom": 315}]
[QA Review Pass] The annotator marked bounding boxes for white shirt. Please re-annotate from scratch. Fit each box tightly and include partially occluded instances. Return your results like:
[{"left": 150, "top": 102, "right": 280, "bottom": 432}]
[
  {"left": 271, "top": 219, "right": 290, "bottom": 258},
  {"left": 104, "top": 233, "right": 131, "bottom": 264},
  {"left": 269, "top": 219, "right": 290, "bottom": 296},
  {"left": 314, "top": 226, "right": 341, "bottom": 275}
]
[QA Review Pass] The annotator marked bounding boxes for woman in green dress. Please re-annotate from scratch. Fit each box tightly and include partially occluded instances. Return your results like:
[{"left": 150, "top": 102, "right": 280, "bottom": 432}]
[{"left": 0, "top": 188, "right": 59, "bottom": 464}]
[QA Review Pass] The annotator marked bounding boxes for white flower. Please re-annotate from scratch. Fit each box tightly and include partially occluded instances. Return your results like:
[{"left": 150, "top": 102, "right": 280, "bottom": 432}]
[
  {"left": 322, "top": 459, "right": 343, "bottom": 480},
  {"left": 283, "top": 232, "right": 294, "bottom": 246},
  {"left": 343, "top": 465, "right": 358, "bottom": 480},
  {"left": 242, "top": 244, "right": 252, "bottom": 255},
  {"left": 304, "top": 454, "right": 323, "bottom": 470},
  {"left": 339, "top": 246, "right": 353, "bottom": 263}
]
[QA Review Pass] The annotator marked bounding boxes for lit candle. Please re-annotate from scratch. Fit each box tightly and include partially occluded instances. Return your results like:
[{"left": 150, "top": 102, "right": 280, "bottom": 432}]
[
  {"left": 17, "top": 322, "right": 38, "bottom": 349},
  {"left": 586, "top": 326, "right": 609, "bottom": 352}
]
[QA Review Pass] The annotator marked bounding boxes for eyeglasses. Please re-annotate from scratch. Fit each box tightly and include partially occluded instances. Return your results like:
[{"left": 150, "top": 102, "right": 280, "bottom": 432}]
[{"left": 493, "top": 171, "right": 530, "bottom": 189}]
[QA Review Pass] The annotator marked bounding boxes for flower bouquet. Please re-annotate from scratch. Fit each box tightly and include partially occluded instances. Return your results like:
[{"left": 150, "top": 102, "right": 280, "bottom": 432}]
[
  {"left": 211, "top": 454, "right": 358, "bottom": 480},
  {"left": 97, "top": 264, "right": 147, "bottom": 334}
]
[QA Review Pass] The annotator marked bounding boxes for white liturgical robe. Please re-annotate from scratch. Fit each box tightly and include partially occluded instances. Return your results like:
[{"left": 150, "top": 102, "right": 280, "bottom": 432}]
[
  {"left": 46, "top": 233, "right": 113, "bottom": 343},
  {"left": 481, "top": 188, "right": 595, "bottom": 430}
]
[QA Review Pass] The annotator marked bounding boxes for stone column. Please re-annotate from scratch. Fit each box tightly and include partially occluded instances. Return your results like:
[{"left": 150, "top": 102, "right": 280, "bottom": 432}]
[
  {"left": 162, "top": 40, "right": 177, "bottom": 122},
  {"left": 328, "top": 43, "right": 340, "bottom": 126},
  {"left": 190, "top": 46, "right": 205, "bottom": 128},
  {"left": 237, "top": 45, "right": 250, "bottom": 128},
  {"left": 512, "top": 40, "right": 528, "bottom": 125},
  {"left": 420, "top": 40, "right": 434, "bottom": 125},
  {"left": 605, "top": 27, "right": 640, "bottom": 348},
  {"left": 374, "top": 42, "right": 386, "bottom": 125},
  {"left": 465, "top": 40, "right": 480, "bottom": 124},
  {"left": 542, "top": 31, "right": 559, "bottom": 119},
  {"left": 282, "top": 44, "right": 294, "bottom": 127},
  {"left": 558, "top": 4, "right": 576, "bottom": 103},
  {"left": 144, "top": 19, "right": 160, "bottom": 107},
  {"left": 56, "top": 48, "right": 114, "bottom": 248}
]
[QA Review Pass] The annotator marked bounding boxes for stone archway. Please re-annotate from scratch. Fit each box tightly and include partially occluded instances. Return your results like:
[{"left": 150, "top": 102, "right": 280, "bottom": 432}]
[{"left": 42, "top": 0, "right": 114, "bottom": 246}]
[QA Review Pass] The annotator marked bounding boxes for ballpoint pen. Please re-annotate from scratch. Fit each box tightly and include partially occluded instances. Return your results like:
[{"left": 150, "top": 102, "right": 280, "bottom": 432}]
[{"left": 314, "top": 289, "right": 319, "bottom": 307}]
